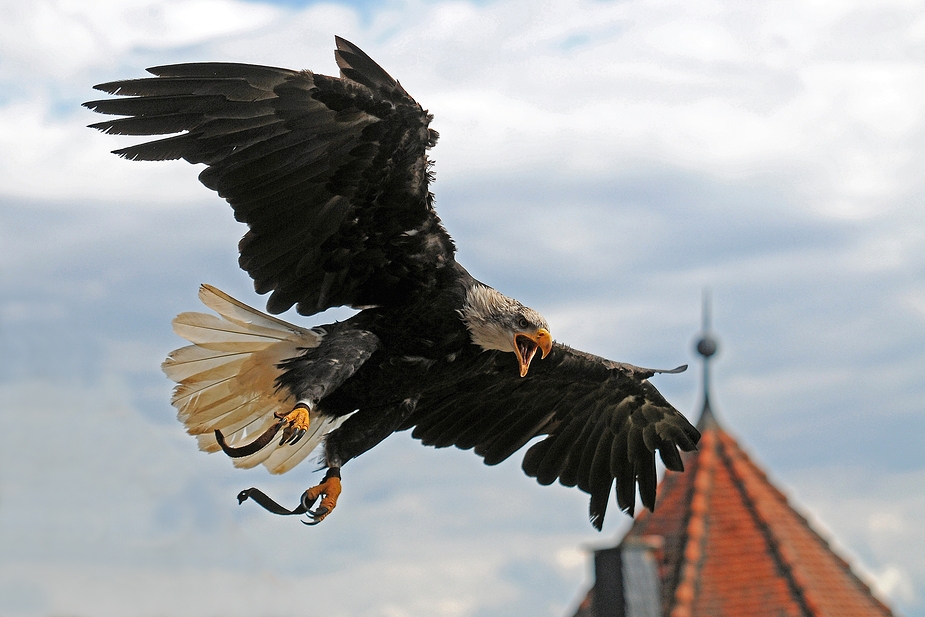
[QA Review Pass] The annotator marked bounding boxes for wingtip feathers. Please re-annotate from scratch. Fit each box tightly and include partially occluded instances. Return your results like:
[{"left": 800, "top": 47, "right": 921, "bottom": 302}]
[{"left": 333, "top": 35, "right": 399, "bottom": 92}]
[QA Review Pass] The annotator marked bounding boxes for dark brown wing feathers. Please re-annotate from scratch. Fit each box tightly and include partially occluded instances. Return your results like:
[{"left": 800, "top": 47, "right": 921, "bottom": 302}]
[
  {"left": 84, "top": 47, "right": 453, "bottom": 317},
  {"left": 405, "top": 345, "right": 700, "bottom": 529}
]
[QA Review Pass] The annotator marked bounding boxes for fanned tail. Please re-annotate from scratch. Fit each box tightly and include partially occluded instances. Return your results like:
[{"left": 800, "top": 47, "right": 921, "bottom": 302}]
[{"left": 162, "top": 284, "right": 345, "bottom": 474}]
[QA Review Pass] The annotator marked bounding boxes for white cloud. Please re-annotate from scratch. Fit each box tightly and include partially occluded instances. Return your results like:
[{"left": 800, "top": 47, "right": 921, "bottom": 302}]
[
  {"left": 0, "top": 0, "right": 283, "bottom": 205},
  {"left": 786, "top": 465, "right": 925, "bottom": 608},
  {"left": 3, "top": 0, "right": 925, "bottom": 220},
  {"left": 0, "top": 0, "right": 281, "bottom": 80},
  {"left": 872, "top": 565, "right": 917, "bottom": 605}
]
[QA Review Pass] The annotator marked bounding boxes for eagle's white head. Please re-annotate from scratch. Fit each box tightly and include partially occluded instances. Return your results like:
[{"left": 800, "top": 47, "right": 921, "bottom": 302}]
[{"left": 459, "top": 284, "right": 553, "bottom": 377}]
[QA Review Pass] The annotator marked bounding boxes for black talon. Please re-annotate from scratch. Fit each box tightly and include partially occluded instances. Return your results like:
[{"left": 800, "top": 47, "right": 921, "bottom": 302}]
[
  {"left": 311, "top": 506, "right": 330, "bottom": 518},
  {"left": 289, "top": 428, "right": 306, "bottom": 445},
  {"left": 299, "top": 506, "right": 330, "bottom": 527}
]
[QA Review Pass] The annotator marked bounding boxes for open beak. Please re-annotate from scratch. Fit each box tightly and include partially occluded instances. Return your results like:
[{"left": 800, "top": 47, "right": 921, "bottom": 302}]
[{"left": 513, "top": 328, "right": 553, "bottom": 377}]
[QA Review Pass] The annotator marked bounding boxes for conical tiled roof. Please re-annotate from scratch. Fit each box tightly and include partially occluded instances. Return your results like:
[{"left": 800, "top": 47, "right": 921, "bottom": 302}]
[
  {"left": 624, "top": 404, "right": 894, "bottom": 617},
  {"left": 570, "top": 299, "right": 894, "bottom": 617}
]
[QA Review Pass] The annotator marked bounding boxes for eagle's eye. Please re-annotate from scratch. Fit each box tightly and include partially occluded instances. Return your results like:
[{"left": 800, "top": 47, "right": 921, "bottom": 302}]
[{"left": 517, "top": 316, "right": 529, "bottom": 329}]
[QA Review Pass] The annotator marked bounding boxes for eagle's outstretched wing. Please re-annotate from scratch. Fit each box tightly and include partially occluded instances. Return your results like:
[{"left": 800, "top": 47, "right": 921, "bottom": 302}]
[
  {"left": 84, "top": 37, "right": 453, "bottom": 316},
  {"left": 402, "top": 345, "right": 699, "bottom": 529}
]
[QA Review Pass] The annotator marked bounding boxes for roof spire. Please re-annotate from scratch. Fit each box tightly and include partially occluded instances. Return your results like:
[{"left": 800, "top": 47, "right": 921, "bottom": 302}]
[{"left": 695, "top": 288, "right": 719, "bottom": 429}]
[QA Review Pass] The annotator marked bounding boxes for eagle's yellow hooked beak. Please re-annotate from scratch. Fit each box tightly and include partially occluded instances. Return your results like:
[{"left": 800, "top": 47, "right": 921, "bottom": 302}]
[{"left": 513, "top": 328, "right": 552, "bottom": 377}]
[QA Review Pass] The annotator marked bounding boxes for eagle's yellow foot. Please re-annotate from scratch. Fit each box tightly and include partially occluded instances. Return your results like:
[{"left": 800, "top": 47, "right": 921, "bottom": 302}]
[
  {"left": 301, "top": 468, "right": 341, "bottom": 525},
  {"left": 275, "top": 403, "right": 311, "bottom": 446},
  {"left": 216, "top": 403, "right": 312, "bottom": 458}
]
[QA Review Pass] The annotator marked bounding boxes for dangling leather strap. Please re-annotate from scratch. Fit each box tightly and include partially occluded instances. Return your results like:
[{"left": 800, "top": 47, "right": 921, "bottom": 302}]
[
  {"left": 236, "top": 487, "right": 308, "bottom": 515},
  {"left": 235, "top": 468, "right": 341, "bottom": 516}
]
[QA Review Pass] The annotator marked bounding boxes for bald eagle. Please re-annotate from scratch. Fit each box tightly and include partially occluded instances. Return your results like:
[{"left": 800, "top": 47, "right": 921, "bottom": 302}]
[{"left": 84, "top": 37, "right": 699, "bottom": 530}]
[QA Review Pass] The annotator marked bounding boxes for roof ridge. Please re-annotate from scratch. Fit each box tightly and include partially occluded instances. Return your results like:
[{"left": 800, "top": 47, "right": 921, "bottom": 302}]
[
  {"left": 669, "top": 429, "right": 717, "bottom": 617},
  {"left": 719, "top": 432, "right": 895, "bottom": 617},
  {"left": 716, "top": 429, "right": 818, "bottom": 615}
]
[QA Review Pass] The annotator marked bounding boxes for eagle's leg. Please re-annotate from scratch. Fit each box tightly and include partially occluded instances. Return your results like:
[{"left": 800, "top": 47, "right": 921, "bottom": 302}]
[{"left": 301, "top": 467, "right": 342, "bottom": 525}]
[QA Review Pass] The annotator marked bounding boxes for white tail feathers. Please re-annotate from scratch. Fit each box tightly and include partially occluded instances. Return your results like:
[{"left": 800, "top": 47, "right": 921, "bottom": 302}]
[{"left": 163, "top": 284, "right": 344, "bottom": 474}]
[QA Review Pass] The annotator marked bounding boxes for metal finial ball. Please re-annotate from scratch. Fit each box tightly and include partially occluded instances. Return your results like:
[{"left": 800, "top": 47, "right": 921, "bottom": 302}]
[{"left": 696, "top": 336, "right": 718, "bottom": 358}]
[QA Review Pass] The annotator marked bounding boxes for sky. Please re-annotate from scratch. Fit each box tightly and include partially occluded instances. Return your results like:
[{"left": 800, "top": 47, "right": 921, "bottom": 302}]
[{"left": 0, "top": 0, "right": 923, "bottom": 616}]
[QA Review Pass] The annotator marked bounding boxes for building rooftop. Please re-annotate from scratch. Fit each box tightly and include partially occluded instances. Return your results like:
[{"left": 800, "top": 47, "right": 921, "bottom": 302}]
[{"left": 571, "top": 296, "right": 894, "bottom": 617}]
